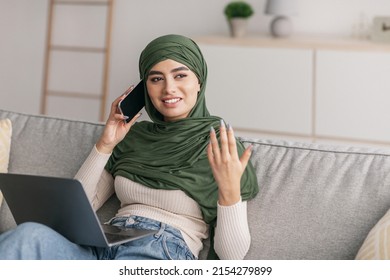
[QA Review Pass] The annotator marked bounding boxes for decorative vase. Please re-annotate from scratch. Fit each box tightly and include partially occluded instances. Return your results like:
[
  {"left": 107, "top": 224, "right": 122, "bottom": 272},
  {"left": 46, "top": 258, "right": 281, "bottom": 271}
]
[
  {"left": 228, "top": 18, "right": 248, "bottom": 38},
  {"left": 270, "top": 15, "right": 293, "bottom": 37}
]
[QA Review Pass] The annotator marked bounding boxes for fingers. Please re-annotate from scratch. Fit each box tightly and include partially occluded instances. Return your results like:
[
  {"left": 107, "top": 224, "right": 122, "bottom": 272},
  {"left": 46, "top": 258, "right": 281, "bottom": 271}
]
[
  {"left": 226, "top": 123, "right": 238, "bottom": 159},
  {"left": 124, "top": 85, "right": 135, "bottom": 96},
  {"left": 219, "top": 120, "right": 230, "bottom": 160},
  {"left": 107, "top": 85, "right": 136, "bottom": 123},
  {"left": 209, "top": 120, "right": 238, "bottom": 160},
  {"left": 125, "top": 112, "right": 142, "bottom": 128},
  {"left": 240, "top": 144, "right": 253, "bottom": 169},
  {"left": 113, "top": 85, "right": 133, "bottom": 110},
  {"left": 208, "top": 126, "right": 220, "bottom": 165},
  {"left": 208, "top": 120, "right": 253, "bottom": 165}
]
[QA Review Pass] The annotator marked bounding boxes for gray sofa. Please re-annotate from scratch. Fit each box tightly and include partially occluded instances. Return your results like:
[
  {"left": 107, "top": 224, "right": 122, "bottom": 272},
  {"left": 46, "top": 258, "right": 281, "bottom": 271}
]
[{"left": 1, "top": 108, "right": 390, "bottom": 260}]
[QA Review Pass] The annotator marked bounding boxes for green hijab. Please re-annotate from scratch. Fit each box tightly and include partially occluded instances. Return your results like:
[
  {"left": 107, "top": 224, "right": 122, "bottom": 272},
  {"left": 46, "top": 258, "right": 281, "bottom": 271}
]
[{"left": 105, "top": 34, "right": 258, "bottom": 225}]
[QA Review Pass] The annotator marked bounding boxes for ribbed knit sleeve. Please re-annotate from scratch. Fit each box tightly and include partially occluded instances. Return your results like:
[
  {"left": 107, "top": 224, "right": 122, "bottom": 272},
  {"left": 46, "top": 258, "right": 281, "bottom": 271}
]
[
  {"left": 214, "top": 199, "right": 250, "bottom": 259},
  {"left": 74, "top": 145, "right": 114, "bottom": 211}
]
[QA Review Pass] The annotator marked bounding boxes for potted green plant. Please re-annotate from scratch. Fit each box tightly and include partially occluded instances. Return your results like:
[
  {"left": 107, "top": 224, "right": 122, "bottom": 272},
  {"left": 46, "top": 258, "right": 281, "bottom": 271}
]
[{"left": 224, "top": 1, "right": 254, "bottom": 38}]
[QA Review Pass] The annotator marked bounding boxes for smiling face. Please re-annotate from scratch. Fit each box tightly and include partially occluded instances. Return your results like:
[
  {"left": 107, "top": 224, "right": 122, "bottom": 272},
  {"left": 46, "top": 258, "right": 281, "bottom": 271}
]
[{"left": 146, "top": 59, "right": 201, "bottom": 122}]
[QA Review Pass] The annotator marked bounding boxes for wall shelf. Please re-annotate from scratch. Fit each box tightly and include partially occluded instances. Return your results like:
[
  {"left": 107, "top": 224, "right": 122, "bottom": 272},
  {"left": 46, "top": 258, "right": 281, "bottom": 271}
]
[{"left": 196, "top": 34, "right": 390, "bottom": 53}]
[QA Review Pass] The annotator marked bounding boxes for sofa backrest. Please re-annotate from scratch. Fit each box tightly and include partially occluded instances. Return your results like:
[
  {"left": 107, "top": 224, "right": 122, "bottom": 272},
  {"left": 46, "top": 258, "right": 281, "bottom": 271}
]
[{"left": 0, "top": 109, "right": 104, "bottom": 177}]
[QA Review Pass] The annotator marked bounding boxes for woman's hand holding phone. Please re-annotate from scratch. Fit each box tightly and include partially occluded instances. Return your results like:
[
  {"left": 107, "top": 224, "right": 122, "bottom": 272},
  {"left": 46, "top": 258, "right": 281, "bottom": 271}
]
[
  {"left": 118, "top": 80, "right": 145, "bottom": 123},
  {"left": 96, "top": 85, "right": 143, "bottom": 154}
]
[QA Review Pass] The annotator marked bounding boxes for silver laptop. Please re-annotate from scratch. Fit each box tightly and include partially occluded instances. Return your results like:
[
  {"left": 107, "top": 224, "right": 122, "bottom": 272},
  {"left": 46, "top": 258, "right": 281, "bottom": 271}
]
[{"left": 0, "top": 173, "right": 157, "bottom": 247}]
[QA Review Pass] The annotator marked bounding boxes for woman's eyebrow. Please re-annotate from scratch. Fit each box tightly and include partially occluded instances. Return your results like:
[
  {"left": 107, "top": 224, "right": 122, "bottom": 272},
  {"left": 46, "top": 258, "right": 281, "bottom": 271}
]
[
  {"left": 148, "top": 66, "right": 189, "bottom": 76},
  {"left": 171, "top": 66, "right": 189, "bottom": 73}
]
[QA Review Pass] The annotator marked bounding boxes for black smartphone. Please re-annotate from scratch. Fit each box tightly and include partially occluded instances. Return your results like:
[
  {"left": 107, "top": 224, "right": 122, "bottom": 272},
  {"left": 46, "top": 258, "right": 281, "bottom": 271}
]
[{"left": 118, "top": 80, "right": 145, "bottom": 123}]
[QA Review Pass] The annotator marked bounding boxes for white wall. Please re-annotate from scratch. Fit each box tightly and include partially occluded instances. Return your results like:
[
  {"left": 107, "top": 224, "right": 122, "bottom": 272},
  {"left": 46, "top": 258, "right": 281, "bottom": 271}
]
[
  {"left": 1, "top": 0, "right": 390, "bottom": 120},
  {"left": 0, "top": 0, "right": 48, "bottom": 115},
  {"left": 294, "top": 0, "right": 390, "bottom": 37}
]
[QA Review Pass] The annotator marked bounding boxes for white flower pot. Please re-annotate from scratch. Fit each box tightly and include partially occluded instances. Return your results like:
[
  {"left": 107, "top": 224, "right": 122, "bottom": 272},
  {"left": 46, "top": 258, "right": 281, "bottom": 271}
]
[{"left": 228, "top": 18, "right": 248, "bottom": 38}]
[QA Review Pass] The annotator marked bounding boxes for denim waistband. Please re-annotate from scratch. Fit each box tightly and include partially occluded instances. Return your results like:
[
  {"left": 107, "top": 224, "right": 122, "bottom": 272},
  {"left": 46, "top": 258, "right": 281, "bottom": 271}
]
[{"left": 106, "top": 215, "right": 183, "bottom": 239}]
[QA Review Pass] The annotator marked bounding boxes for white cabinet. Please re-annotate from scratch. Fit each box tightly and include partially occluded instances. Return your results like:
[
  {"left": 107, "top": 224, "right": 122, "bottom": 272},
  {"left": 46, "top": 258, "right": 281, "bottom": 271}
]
[
  {"left": 199, "top": 44, "right": 313, "bottom": 136},
  {"left": 196, "top": 36, "right": 390, "bottom": 147},
  {"left": 316, "top": 50, "right": 390, "bottom": 143}
]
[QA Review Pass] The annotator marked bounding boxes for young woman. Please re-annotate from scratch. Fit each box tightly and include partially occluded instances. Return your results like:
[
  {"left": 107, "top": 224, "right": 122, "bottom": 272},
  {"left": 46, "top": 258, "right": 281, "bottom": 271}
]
[{"left": 0, "top": 34, "right": 259, "bottom": 260}]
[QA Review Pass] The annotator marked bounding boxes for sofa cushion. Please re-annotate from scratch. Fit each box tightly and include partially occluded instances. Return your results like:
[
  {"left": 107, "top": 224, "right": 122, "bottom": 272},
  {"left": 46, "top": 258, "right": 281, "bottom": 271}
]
[
  {"left": 0, "top": 118, "right": 12, "bottom": 207},
  {"left": 239, "top": 138, "right": 390, "bottom": 260}
]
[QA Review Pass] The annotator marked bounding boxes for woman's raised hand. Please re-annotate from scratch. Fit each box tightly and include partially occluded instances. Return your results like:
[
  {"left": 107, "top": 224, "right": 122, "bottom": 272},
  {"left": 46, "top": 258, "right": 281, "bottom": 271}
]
[
  {"left": 207, "top": 120, "right": 252, "bottom": 206},
  {"left": 96, "top": 86, "right": 142, "bottom": 154}
]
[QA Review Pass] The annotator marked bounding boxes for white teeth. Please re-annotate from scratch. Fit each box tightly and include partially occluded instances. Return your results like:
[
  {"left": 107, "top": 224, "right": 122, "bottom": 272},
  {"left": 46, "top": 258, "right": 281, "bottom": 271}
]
[{"left": 164, "top": 98, "right": 181, "bottom": 104}]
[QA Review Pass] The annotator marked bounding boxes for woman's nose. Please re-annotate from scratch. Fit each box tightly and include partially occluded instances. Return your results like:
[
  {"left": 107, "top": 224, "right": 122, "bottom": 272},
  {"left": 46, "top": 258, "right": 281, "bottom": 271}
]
[{"left": 164, "top": 78, "right": 177, "bottom": 94}]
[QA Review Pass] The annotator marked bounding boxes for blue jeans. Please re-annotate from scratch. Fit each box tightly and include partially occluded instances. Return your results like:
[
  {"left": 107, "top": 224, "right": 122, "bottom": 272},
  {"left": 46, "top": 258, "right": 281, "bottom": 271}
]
[{"left": 0, "top": 216, "right": 196, "bottom": 260}]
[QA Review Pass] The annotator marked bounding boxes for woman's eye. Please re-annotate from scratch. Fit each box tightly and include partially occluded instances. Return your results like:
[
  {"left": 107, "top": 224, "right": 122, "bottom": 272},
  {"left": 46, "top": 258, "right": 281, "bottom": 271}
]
[
  {"left": 175, "top": 74, "right": 187, "bottom": 79},
  {"left": 150, "top": 77, "right": 163, "bottom": 82}
]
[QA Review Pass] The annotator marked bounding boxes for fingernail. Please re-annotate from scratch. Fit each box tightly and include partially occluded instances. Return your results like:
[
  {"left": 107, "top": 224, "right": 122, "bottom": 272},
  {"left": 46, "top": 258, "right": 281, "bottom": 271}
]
[
  {"left": 227, "top": 123, "right": 232, "bottom": 131},
  {"left": 123, "top": 116, "right": 129, "bottom": 120},
  {"left": 220, "top": 119, "right": 225, "bottom": 127},
  {"left": 124, "top": 85, "right": 134, "bottom": 96},
  {"left": 210, "top": 126, "right": 215, "bottom": 133}
]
